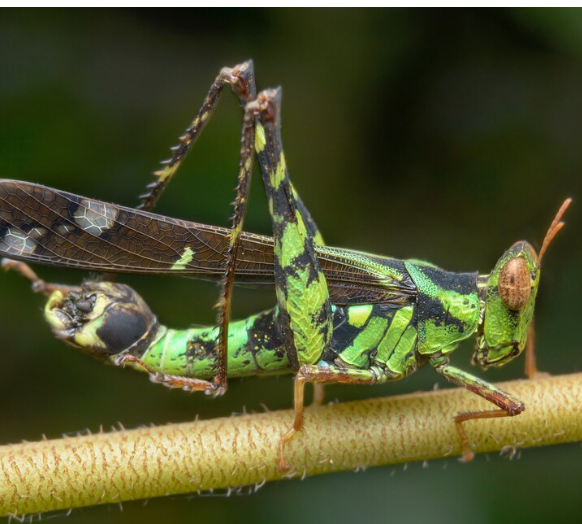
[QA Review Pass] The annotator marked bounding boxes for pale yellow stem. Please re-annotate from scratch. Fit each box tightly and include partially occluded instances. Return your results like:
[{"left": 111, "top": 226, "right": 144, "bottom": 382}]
[{"left": 1, "top": 373, "right": 581, "bottom": 518}]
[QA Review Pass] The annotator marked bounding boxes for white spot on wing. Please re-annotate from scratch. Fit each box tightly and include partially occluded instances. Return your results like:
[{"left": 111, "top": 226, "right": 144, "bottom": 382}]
[
  {"left": 56, "top": 223, "right": 74, "bottom": 235},
  {"left": 0, "top": 227, "right": 37, "bottom": 255},
  {"left": 73, "top": 199, "right": 118, "bottom": 236},
  {"left": 29, "top": 227, "right": 47, "bottom": 240}
]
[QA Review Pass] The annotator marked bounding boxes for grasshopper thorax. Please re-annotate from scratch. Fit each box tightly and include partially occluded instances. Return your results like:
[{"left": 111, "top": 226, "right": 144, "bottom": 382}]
[
  {"left": 474, "top": 198, "right": 571, "bottom": 369},
  {"left": 44, "top": 281, "right": 161, "bottom": 361}
]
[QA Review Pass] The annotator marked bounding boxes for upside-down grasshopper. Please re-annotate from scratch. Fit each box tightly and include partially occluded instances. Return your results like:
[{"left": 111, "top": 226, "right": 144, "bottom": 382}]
[{"left": 0, "top": 61, "right": 571, "bottom": 471}]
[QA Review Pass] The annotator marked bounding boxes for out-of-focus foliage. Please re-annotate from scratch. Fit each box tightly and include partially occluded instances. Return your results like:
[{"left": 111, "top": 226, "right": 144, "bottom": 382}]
[{"left": 0, "top": 8, "right": 580, "bottom": 523}]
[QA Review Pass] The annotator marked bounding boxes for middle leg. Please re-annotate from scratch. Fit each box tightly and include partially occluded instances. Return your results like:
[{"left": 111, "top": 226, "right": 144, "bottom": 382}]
[{"left": 279, "top": 365, "right": 384, "bottom": 471}]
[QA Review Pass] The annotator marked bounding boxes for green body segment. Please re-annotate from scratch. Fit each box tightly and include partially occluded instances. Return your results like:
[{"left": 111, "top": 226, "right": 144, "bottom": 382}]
[
  {"left": 404, "top": 261, "right": 480, "bottom": 355},
  {"left": 140, "top": 308, "right": 291, "bottom": 379},
  {"left": 127, "top": 260, "right": 480, "bottom": 383}
]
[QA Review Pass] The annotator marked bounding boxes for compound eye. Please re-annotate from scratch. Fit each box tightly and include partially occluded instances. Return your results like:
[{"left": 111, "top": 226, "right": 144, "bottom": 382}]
[{"left": 499, "top": 257, "right": 531, "bottom": 310}]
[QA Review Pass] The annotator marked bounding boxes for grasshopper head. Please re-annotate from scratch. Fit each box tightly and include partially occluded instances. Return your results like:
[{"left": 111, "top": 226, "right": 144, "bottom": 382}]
[
  {"left": 44, "top": 282, "right": 160, "bottom": 361},
  {"left": 474, "top": 199, "right": 571, "bottom": 369}
]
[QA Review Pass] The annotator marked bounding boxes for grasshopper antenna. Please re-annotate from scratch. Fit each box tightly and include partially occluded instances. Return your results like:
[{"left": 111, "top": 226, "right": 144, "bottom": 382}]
[{"left": 538, "top": 198, "right": 572, "bottom": 264}]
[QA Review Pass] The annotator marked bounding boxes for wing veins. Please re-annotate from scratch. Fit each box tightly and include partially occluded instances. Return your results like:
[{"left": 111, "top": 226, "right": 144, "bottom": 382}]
[{"left": 0, "top": 181, "right": 416, "bottom": 302}]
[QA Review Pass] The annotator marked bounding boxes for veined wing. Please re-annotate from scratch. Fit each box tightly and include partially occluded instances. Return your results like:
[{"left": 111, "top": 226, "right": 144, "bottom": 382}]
[{"left": 0, "top": 180, "right": 416, "bottom": 305}]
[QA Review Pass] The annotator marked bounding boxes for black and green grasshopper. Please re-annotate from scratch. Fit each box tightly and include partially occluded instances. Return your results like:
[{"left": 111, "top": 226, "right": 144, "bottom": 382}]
[{"left": 0, "top": 61, "right": 571, "bottom": 471}]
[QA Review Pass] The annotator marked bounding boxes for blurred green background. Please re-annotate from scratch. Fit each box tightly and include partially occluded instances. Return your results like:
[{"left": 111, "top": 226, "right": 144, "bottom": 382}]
[{"left": 1, "top": 8, "right": 581, "bottom": 523}]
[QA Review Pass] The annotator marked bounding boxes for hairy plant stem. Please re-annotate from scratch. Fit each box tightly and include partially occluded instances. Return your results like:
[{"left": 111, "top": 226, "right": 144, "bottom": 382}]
[{"left": 2, "top": 373, "right": 581, "bottom": 517}]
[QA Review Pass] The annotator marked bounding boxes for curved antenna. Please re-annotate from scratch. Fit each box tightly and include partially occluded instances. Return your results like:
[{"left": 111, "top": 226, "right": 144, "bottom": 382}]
[{"left": 538, "top": 198, "right": 572, "bottom": 264}]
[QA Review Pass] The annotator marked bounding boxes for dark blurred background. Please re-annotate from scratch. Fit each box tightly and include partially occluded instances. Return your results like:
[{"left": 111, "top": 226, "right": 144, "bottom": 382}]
[{"left": 1, "top": 8, "right": 581, "bottom": 523}]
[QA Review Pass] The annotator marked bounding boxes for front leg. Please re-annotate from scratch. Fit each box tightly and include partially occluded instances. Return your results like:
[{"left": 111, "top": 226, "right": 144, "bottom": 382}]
[{"left": 432, "top": 358, "right": 525, "bottom": 462}]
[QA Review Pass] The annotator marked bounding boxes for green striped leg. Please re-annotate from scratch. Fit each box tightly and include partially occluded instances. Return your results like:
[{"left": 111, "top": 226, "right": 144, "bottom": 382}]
[
  {"left": 432, "top": 358, "right": 525, "bottom": 462},
  {"left": 251, "top": 89, "right": 336, "bottom": 470}
]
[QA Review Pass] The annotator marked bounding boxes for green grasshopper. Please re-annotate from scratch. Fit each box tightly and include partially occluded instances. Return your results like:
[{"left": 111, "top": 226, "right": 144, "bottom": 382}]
[{"left": 0, "top": 61, "right": 571, "bottom": 471}]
